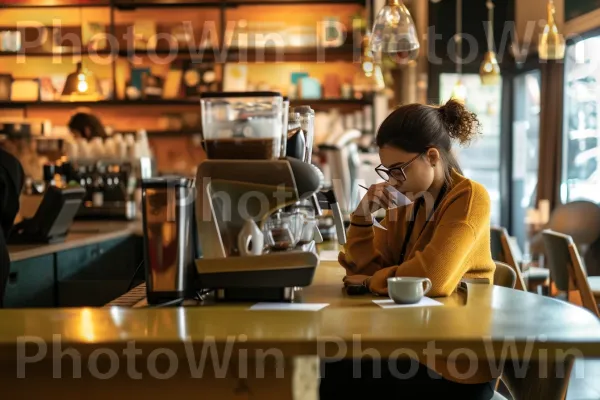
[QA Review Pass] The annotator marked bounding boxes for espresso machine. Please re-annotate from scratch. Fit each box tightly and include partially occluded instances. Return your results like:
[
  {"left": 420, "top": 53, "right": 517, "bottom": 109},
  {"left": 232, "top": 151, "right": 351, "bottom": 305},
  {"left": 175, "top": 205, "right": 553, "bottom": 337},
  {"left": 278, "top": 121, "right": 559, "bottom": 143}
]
[
  {"left": 69, "top": 157, "right": 155, "bottom": 220},
  {"left": 194, "top": 157, "right": 325, "bottom": 301},
  {"left": 141, "top": 91, "right": 347, "bottom": 304}
]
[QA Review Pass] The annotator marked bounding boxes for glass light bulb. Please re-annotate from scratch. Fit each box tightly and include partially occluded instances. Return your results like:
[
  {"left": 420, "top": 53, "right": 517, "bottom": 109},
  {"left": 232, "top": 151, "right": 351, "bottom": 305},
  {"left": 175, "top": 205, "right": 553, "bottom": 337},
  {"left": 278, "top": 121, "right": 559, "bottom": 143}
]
[
  {"left": 451, "top": 79, "right": 467, "bottom": 103},
  {"left": 538, "top": 24, "right": 565, "bottom": 60},
  {"left": 354, "top": 63, "right": 385, "bottom": 93},
  {"left": 77, "top": 80, "right": 89, "bottom": 93},
  {"left": 479, "top": 51, "right": 500, "bottom": 85},
  {"left": 369, "top": 0, "right": 419, "bottom": 65},
  {"left": 538, "top": 0, "right": 565, "bottom": 60}
]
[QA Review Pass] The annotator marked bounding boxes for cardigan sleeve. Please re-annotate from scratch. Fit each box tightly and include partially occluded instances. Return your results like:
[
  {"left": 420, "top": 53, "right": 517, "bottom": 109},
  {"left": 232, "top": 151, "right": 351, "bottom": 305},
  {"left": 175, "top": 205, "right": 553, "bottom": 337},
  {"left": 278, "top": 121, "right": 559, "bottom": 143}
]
[{"left": 337, "top": 211, "right": 396, "bottom": 276}]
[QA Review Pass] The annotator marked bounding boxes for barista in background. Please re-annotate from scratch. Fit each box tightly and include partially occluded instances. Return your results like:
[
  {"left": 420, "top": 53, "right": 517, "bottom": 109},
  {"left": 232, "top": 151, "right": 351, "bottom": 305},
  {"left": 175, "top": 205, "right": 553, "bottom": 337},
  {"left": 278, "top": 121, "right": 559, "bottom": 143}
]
[
  {"left": 68, "top": 111, "right": 108, "bottom": 141},
  {"left": 0, "top": 147, "right": 24, "bottom": 307}
]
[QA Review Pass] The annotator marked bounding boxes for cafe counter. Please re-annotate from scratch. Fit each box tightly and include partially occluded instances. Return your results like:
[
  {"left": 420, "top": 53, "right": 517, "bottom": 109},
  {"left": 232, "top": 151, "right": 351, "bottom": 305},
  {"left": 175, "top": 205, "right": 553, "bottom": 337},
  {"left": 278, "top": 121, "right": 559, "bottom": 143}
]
[{"left": 6, "top": 221, "right": 143, "bottom": 308}]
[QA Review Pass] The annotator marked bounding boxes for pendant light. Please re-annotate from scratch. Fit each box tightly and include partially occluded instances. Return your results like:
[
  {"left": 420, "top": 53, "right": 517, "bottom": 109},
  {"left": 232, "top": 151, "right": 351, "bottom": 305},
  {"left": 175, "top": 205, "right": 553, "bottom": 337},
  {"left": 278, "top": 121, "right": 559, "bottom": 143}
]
[
  {"left": 369, "top": 0, "right": 420, "bottom": 65},
  {"left": 479, "top": 0, "right": 500, "bottom": 85},
  {"left": 538, "top": 0, "right": 565, "bottom": 60},
  {"left": 356, "top": 33, "right": 386, "bottom": 93},
  {"left": 451, "top": 0, "right": 467, "bottom": 102},
  {"left": 61, "top": 61, "right": 100, "bottom": 100},
  {"left": 61, "top": 7, "right": 100, "bottom": 101}
]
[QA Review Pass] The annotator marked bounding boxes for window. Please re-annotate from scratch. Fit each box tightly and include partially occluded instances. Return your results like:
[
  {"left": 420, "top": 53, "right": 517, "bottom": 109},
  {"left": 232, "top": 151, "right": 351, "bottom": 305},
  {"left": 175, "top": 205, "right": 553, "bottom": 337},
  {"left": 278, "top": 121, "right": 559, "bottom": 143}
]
[
  {"left": 439, "top": 73, "right": 503, "bottom": 225},
  {"left": 512, "top": 70, "right": 541, "bottom": 249},
  {"left": 562, "top": 36, "right": 600, "bottom": 204}
]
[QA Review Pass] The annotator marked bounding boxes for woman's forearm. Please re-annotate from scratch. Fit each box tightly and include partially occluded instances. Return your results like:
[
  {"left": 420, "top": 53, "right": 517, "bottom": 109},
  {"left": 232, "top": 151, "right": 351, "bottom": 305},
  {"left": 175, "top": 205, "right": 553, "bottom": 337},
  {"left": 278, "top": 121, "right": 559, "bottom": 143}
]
[{"left": 338, "top": 213, "right": 390, "bottom": 276}]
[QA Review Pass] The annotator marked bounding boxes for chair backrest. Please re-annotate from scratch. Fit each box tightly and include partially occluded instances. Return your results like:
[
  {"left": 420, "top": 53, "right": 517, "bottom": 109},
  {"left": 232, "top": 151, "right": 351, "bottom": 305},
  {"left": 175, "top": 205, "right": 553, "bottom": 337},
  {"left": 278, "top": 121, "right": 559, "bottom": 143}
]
[
  {"left": 568, "top": 243, "right": 600, "bottom": 317},
  {"left": 541, "top": 230, "right": 574, "bottom": 292},
  {"left": 493, "top": 261, "right": 517, "bottom": 289},
  {"left": 490, "top": 226, "right": 527, "bottom": 291},
  {"left": 542, "top": 230, "right": 599, "bottom": 317},
  {"left": 490, "top": 226, "right": 505, "bottom": 261}
]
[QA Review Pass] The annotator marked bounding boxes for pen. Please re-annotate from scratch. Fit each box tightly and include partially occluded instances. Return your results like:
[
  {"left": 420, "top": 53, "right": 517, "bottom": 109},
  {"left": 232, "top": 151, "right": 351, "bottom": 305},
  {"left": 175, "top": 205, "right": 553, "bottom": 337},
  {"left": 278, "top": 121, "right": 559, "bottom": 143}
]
[{"left": 359, "top": 184, "right": 369, "bottom": 190}]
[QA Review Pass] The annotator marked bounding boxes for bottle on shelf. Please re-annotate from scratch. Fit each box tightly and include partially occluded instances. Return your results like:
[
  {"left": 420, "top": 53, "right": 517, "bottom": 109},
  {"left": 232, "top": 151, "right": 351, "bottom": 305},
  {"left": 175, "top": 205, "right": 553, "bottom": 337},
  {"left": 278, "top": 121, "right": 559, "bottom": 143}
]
[{"left": 92, "top": 165, "right": 105, "bottom": 207}]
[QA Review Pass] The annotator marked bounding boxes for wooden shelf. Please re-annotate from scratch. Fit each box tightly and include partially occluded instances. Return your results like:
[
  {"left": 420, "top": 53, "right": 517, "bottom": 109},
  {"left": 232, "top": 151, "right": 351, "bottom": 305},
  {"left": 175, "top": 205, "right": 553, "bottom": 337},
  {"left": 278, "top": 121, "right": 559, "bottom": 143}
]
[
  {"left": 226, "top": 44, "right": 359, "bottom": 63},
  {"left": 3, "top": 0, "right": 364, "bottom": 9},
  {"left": 0, "top": 100, "right": 197, "bottom": 108},
  {"left": 145, "top": 129, "right": 202, "bottom": 136},
  {"left": 0, "top": 0, "right": 370, "bottom": 9},
  {"left": 0, "top": 50, "right": 113, "bottom": 57},
  {"left": 2, "top": 0, "right": 110, "bottom": 8},
  {"left": 0, "top": 98, "right": 371, "bottom": 108},
  {"left": 113, "top": 0, "right": 364, "bottom": 8},
  {"left": 0, "top": 45, "right": 358, "bottom": 63}
]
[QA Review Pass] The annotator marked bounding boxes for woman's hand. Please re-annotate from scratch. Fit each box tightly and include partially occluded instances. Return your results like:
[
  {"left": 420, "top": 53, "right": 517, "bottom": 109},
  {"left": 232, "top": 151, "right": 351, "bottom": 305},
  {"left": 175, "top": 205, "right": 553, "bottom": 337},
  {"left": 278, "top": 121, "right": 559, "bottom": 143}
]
[
  {"left": 343, "top": 267, "right": 398, "bottom": 295},
  {"left": 354, "top": 183, "right": 397, "bottom": 217},
  {"left": 342, "top": 274, "right": 371, "bottom": 287},
  {"left": 366, "top": 266, "right": 399, "bottom": 295}
]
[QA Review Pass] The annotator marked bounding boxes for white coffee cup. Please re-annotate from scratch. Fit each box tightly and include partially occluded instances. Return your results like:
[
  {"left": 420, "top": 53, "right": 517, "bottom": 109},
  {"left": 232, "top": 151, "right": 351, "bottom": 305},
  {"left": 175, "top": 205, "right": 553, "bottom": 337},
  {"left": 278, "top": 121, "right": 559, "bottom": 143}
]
[{"left": 387, "top": 277, "right": 432, "bottom": 304}]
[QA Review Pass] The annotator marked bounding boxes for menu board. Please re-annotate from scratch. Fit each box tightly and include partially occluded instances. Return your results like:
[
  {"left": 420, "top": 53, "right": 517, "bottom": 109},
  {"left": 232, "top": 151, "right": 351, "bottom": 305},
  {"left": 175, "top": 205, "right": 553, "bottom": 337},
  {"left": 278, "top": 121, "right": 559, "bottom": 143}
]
[{"left": 564, "top": 0, "right": 600, "bottom": 22}]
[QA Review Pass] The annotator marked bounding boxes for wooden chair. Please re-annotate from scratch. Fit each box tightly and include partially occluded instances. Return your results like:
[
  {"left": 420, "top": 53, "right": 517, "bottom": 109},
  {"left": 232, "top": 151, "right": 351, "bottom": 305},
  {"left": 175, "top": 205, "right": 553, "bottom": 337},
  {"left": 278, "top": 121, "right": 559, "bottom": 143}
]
[
  {"left": 490, "top": 261, "right": 518, "bottom": 400},
  {"left": 491, "top": 246, "right": 575, "bottom": 400},
  {"left": 493, "top": 261, "right": 516, "bottom": 289},
  {"left": 490, "top": 227, "right": 527, "bottom": 291},
  {"left": 542, "top": 230, "right": 600, "bottom": 318}
]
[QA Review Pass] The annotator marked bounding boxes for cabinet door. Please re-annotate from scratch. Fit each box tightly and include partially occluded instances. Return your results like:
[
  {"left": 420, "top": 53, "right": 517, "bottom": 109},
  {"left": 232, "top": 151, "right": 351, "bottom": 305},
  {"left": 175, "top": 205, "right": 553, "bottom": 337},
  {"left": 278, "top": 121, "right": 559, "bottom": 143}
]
[
  {"left": 4, "top": 255, "right": 55, "bottom": 308},
  {"left": 56, "top": 235, "right": 143, "bottom": 307}
]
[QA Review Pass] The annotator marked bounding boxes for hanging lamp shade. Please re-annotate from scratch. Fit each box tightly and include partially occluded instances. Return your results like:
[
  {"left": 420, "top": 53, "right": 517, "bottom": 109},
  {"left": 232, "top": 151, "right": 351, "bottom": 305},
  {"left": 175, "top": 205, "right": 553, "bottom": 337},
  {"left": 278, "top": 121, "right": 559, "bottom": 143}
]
[
  {"left": 480, "top": 51, "right": 500, "bottom": 85},
  {"left": 369, "top": 0, "right": 419, "bottom": 65},
  {"left": 355, "top": 34, "right": 386, "bottom": 93},
  {"left": 62, "top": 62, "right": 100, "bottom": 100},
  {"left": 538, "top": 0, "right": 565, "bottom": 60},
  {"left": 479, "top": 0, "right": 500, "bottom": 85}
]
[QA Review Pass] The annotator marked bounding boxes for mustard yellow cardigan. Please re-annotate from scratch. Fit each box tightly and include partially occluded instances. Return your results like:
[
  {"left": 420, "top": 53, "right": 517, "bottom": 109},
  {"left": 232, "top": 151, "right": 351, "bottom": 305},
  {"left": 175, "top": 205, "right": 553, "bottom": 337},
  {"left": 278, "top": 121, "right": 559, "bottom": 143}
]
[
  {"left": 340, "top": 169, "right": 495, "bottom": 296},
  {"left": 338, "top": 169, "right": 497, "bottom": 384}
]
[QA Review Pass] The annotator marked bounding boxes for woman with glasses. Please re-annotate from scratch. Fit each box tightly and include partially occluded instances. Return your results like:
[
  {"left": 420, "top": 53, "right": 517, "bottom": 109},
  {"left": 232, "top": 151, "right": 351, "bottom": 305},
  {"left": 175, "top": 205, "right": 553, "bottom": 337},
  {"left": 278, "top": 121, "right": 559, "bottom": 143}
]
[{"left": 320, "top": 99, "right": 497, "bottom": 399}]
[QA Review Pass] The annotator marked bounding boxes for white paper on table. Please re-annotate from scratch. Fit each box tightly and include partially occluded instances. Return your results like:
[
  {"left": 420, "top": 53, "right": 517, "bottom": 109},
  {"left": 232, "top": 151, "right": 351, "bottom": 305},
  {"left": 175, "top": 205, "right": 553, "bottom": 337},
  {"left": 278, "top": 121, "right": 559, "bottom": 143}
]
[
  {"left": 319, "top": 250, "right": 340, "bottom": 261},
  {"left": 249, "top": 303, "right": 329, "bottom": 311},
  {"left": 373, "top": 298, "right": 443, "bottom": 309}
]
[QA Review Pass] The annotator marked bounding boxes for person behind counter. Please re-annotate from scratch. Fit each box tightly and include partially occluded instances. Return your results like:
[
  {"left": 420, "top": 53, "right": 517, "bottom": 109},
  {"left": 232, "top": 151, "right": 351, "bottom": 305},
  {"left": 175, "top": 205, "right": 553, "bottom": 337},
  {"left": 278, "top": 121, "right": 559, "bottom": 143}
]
[
  {"left": 320, "top": 99, "right": 497, "bottom": 398},
  {"left": 0, "top": 148, "right": 24, "bottom": 308},
  {"left": 68, "top": 111, "right": 108, "bottom": 141}
]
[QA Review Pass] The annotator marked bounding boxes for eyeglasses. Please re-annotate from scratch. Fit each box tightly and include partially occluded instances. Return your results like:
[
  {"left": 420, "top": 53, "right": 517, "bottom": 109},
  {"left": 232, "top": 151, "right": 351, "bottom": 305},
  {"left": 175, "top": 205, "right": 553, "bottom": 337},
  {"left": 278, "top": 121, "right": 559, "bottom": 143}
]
[{"left": 375, "top": 152, "right": 424, "bottom": 182}]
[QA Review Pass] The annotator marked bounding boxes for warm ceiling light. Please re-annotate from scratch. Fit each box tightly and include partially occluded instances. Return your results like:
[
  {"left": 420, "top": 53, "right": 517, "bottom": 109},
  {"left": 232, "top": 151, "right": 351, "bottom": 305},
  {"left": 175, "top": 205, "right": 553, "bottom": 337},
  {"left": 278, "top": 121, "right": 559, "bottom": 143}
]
[
  {"left": 480, "top": 51, "right": 501, "bottom": 85},
  {"left": 451, "top": 78, "right": 467, "bottom": 103},
  {"left": 480, "top": 0, "right": 500, "bottom": 85},
  {"left": 354, "top": 34, "right": 386, "bottom": 94},
  {"left": 62, "top": 62, "right": 100, "bottom": 100},
  {"left": 369, "top": 0, "right": 420, "bottom": 65},
  {"left": 538, "top": 0, "right": 565, "bottom": 60}
]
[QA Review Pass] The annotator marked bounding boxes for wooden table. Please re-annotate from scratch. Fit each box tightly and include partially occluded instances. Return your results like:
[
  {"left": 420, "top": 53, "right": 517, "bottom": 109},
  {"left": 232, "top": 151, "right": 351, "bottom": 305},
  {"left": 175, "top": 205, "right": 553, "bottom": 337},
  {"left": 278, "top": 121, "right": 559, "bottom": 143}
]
[{"left": 0, "top": 261, "right": 598, "bottom": 399}]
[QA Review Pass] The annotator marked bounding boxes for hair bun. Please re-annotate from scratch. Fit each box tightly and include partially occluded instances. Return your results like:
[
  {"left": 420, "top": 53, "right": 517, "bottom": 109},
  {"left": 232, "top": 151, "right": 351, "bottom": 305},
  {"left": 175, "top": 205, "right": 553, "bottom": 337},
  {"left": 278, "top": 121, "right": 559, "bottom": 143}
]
[{"left": 438, "top": 99, "right": 481, "bottom": 146}]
